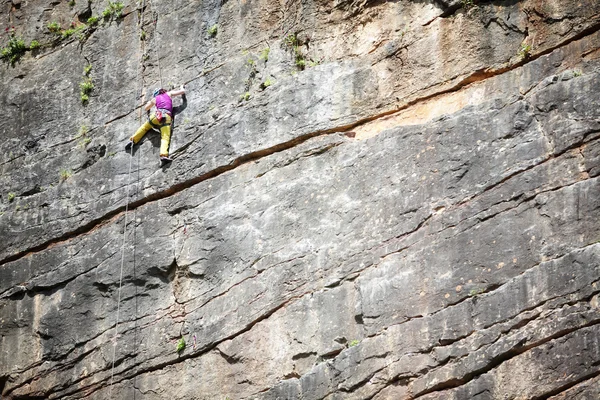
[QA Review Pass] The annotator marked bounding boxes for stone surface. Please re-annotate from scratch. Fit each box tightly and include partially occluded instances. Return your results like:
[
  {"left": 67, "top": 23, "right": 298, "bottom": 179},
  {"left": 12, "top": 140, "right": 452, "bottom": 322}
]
[{"left": 1, "top": 0, "right": 599, "bottom": 399}]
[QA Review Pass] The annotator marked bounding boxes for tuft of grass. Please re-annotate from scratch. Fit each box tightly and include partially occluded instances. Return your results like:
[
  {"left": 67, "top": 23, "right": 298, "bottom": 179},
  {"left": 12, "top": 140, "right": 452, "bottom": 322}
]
[
  {"left": 7, "top": 192, "right": 16, "bottom": 202},
  {"left": 29, "top": 40, "right": 40, "bottom": 50},
  {"left": 87, "top": 16, "right": 99, "bottom": 25},
  {"left": 518, "top": 42, "right": 531, "bottom": 59},
  {"left": 462, "top": 0, "right": 474, "bottom": 9},
  {"left": 239, "top": 92, "right": 250, "bottom": 101},
  {"left": 80, "top": 78, "right": 94, "bottom": 105},
  {"left": 68, "top": 0, "right": 76, "bottom": 6},
  {"left": 60, "top": 169, "right": 72, "bottom": 181},
  {"left": 259, "top": 47, "right": 270, "bottom": 61},
  {"left": 283, "top": 33, "right": 307, "bottom": 70},
  {"left": 83, "top": 64, "right": 92, "bottom": 76},
  {"left": 77, "top": 124, "right": 89, "bottom": 137},
  {"left": 207, "top": 24, "right": 218, "bottom": 37},
  {"left": 0, "top": 33, "right": 27, "bottom": 66},
  {"left": 260, "top": 77, "right": 273, "bottom": 89},
  {"left": 176, "top": 336, "right": 186, "bottom": 353},
  {"left": 348, "top": 340, "right": 360, "bottom": 347},
  {"left": 47, "top": 21, "right": 61, "bottom": 33},
  {"left": 79, "top": 137, "right": 91, "bottom": 148},
  {"left": 102, "top": 1, "right": 125, "bottom": 20}
]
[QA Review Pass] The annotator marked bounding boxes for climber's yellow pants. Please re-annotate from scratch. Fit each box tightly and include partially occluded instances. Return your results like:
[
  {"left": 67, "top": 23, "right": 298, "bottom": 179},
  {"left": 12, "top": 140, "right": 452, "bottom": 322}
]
[{"left": 130, "top": 113, "right": 172, "bottom": 157}]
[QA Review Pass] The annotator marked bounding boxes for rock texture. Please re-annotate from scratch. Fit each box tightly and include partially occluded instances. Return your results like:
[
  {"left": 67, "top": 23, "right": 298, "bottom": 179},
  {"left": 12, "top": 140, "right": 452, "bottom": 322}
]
[{"left": 1, "top": 0, "right": 599, "bottom": 399}]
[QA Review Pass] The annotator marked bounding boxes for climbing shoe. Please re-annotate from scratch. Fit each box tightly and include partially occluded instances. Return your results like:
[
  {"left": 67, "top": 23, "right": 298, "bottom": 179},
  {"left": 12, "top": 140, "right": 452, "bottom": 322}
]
[
  {"left": 124, "top": 140, "right": 134, "bottom": 152},
  {"left": 160, "top": 156, "right": 172, "bottom": 166}
]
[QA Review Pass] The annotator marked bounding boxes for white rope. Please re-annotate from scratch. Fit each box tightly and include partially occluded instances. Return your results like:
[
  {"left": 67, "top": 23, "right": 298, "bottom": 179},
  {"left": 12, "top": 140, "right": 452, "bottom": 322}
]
[
  {"left": 108, "top": 0, "right": 148, "bottom": 396},
  {"left": 153, "top": 7, "right": 163, "bottom": 88},
  {"left": 108, "top": 143, "right": 133, "bottom": 398}
]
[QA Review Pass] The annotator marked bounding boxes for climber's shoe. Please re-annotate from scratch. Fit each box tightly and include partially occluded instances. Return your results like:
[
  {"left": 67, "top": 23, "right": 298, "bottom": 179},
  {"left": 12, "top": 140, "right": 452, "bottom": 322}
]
[
  {"left": 160, "top": 155, "right": 172, "bottom": 166},
  {"left": 125, "top": 140, "right": 134, "bottom": 152}
]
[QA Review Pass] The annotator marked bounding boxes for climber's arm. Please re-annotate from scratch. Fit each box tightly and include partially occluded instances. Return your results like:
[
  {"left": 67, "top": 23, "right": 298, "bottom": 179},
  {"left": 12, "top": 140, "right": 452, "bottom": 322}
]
[
  {"left": 168, "top": 85, "right": 186, "bottom": 97},
  {"left": 143, "top": 98, "right": 155, "bottom": 111}
]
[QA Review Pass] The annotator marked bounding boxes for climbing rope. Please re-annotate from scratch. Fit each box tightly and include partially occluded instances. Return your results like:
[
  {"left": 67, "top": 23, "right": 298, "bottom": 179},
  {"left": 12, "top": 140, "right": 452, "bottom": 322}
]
[
  {"left": 153, "top": 9, "right": 163, "bottom": 88},
  {"left": 108, "top": 0, "right": 149, "bottom": 397}
]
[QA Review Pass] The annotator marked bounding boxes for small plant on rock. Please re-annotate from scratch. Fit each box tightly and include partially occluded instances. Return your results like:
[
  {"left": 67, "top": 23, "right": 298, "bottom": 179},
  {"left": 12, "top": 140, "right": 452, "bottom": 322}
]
[
  {"left": 518, "top": 42, "right": 531, "bottom": 59},
  {"left": 348, "top": 339, "right": 360, "bottom": 347},
  {"left": 239, "top": 92, "right": 251, "bottom": 102},
  {"left": 47, "top": 21, "right": 61, "bottom": 33},
  {"left": 29, "top": 40, "right": 40, "bottom": 50},
  {"left": 283, "top": 33, "right": 307, "bottom": 70},
  {"left": 0, "top": 31, "right": 27, "bottom": 66},
  {"left": 80, "top": 65, "right": 93, "bottom": 104},
  {"left": 102, "top": 1, "right": 125, "bottom": 20},
  {"left": 176, "top": 336, "right": 186, "bottom": 354},
  {"left": 259, "top": 47, "right": 270, "bottom": 61},
  {"left": 7, "top": 192, "right": 16, "bottom": 202},
  {"left": 87, "top": 16, "right": 99, "bottom": 26},
  {"left": 80, "top": 78, "right": 93, "bottom": 104},
  {"left": 60, "top": 169, "right": 72, "bottom": 181},
  {"left": 207, "top": 24, "right": 218, "bottom": 37},
  {"left": 469, "top": 288, "right": 484, "bottom": 297},
  {"left": 76, "top": 124, "right": 91, "bottom": 147},
  {"left": 260, "top": 77, "right": 273, "bottom": 89},
  {"left": 462, "top": 0, "right": 474, "bottom": 9}
]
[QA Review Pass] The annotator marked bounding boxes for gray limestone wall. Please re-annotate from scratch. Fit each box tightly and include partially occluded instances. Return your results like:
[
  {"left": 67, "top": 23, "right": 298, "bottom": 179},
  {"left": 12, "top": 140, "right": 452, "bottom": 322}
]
[{"left": 0, "top": 0, "right": 599, "bottom": 399}]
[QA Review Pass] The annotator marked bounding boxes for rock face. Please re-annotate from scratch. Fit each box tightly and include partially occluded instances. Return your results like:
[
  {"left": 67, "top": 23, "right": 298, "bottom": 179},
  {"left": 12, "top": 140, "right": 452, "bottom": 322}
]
[{"left": 1, "top": 0, "right": 599, "bottom": 398}]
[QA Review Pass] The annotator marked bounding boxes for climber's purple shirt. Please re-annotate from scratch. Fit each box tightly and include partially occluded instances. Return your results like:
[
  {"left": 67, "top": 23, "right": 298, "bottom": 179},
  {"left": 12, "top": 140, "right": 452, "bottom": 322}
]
[{"left": 155, "top": 93, "right": 173, "bottom": 115}]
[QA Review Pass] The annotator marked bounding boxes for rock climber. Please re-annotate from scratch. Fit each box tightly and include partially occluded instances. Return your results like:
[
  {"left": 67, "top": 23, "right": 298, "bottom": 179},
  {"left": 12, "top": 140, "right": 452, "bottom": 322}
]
[{"left": 125, "top": 85, "right": 187, "bottom": 165}]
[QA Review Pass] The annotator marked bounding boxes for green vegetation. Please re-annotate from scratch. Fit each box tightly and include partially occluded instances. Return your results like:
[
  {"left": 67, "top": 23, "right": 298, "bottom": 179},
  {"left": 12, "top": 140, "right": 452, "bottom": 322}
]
[
  {"left": 68, "top": 0, "right": 76, "bottom": 6},
  {"left": 79, "top": 137, "right": 91, "bottom": 148},
  {"left": 47, "top": 21, "right": 61, "bottom": 33},
  {"left": 78, "top": 124, "right": 89, "bottom": 137},
  {"left": 283, "top": 33, "right": 308, "bottom": 70},
  {"left": 469, "top": 288, "right": 484, "bottom": 297},
  {"left": 462, "top": 0, "right": 474, "bottom": 9},
  {"left": 7, "top": 192, "right": 16, "bottom": 202},
  {"left": 76, "top": 125, "right": 91, "bottom": 147},
  {"left": 60, "top": 169, "right": 72, "bottom": 181},
  {"left": 518, "top": 42, "right": 531, "bottom": 59},
  {"left": 207, "top": 24, "right": 218, "bottom": 37},
  {"left": 259, "top": 47, "right": 270, "bottom": 61},
  {"left": 29, "top": 40, "right": 40, "bottom": 50},
  {"left": 573, "top": 69, "right": 582, "bottom": 77},
  {"left": 140, "top": 30, "right": 146, "bottom": 41},
  {"left": 80, "top": 65, "right": 94, "bottom": 105},
  {"left": 102, "top": 1, "right": 125, "bottom": 20},
  {"left": 0, "top": 32, "right": 27, "bottom": 66},
  {"left": 87, "top": 16, "right": 99, "bottom": 26},
  {"left": 176, "top": 336, "right": 186, "bottom": 353},
  {"left": 80, "top": 83, "right": 93, "bottom": 103},
  {"left": 349, "top": 339, "right": 360, "bottom": 347},
  {"left": 260, "top": 77, "right": 273, "bottom": 89},
  {"left": 240, "top": 92, "right": 250, "bottom": 101}
]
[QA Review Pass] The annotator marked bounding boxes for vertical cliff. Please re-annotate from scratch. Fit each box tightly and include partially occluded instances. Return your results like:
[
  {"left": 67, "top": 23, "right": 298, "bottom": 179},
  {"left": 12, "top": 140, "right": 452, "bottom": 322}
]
[{"left": 1, "top": 0, "right": 599, "bottom": 398}]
